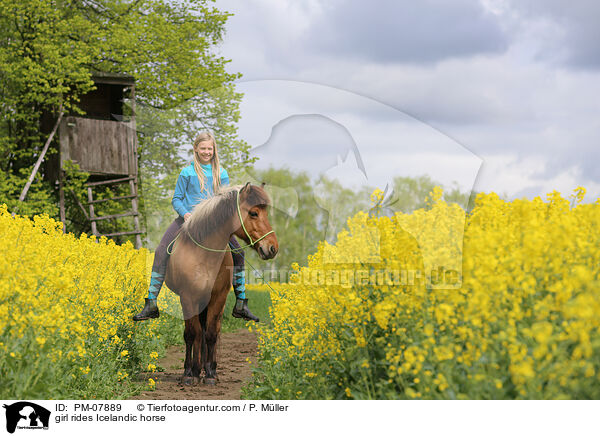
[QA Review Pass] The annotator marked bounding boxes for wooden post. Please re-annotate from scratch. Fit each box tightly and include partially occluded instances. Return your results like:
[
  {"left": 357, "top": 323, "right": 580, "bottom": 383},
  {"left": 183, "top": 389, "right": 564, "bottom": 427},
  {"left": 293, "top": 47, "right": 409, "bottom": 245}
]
[
  {"left": 87, "top": 186, "right": 98, "bottom": 238},
  {"left": 130, "top": 178, "right": 142, "bottom": 249},
  {"left": 18, "top": 105, "right": 64, "bottom": 204},
  {"left": 129, "top": 83, "right": 142, "bottom": 248},
  {"left": 129, "top": 84, "right": 138, "bottom": 176}
]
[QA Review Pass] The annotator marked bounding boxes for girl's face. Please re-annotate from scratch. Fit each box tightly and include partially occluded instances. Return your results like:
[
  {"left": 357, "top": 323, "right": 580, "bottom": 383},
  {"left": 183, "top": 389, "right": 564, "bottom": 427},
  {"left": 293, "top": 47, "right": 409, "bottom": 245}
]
[{"left": 195, "top": 140, "right": 214, "bottom": 165}]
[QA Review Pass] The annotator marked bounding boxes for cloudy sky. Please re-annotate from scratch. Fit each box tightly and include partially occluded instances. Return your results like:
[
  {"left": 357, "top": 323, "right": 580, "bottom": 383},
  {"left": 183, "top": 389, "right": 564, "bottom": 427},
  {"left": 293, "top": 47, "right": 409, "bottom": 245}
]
[{"left": 212, "top": 0, "right": 600, "bottom": 202}]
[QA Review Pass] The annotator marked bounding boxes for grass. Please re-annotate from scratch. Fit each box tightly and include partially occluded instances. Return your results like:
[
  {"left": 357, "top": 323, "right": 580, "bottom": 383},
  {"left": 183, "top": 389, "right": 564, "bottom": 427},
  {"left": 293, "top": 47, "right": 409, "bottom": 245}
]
[{"left": 221, "top": 288, "right": 273, "bottom": 333}]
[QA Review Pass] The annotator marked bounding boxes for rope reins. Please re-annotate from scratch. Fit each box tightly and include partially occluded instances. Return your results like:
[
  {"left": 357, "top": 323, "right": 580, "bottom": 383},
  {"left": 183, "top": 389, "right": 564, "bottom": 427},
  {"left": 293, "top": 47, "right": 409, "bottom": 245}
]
[{"left": 166, "top": 189, "right": 274, "bottom": 255}]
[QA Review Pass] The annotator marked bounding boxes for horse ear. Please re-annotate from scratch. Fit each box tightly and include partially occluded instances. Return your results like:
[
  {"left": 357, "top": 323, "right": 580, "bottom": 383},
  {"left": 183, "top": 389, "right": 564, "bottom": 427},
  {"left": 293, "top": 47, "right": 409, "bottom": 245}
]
[
  {"left": 261, "top": 181, "right": 266, "bottom": 188},
  {"left": 240, "top": 182, "right": 251, "bottom": 195}
]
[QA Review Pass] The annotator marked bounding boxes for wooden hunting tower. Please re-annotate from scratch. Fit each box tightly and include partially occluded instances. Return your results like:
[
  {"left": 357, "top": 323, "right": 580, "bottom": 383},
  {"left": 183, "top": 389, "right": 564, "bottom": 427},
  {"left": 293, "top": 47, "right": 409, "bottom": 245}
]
[{"left": 53, "top": 71, "right": 144, "bottom": 248}]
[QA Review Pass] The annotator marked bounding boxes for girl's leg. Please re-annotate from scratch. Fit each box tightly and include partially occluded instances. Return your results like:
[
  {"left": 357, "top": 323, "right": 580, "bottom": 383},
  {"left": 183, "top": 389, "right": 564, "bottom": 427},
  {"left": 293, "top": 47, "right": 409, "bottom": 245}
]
[
  {"left": 147, "top": 216, "right": 184, "bottom": 299},
  {"left": 133, "top": 216, "right": 184, "bottom": 321},
  {"left": 229, "top": 237, "right": 259, "bottom": 322},
  {"left": 229, "top": 236, "right": 246, "bottom": 300}
]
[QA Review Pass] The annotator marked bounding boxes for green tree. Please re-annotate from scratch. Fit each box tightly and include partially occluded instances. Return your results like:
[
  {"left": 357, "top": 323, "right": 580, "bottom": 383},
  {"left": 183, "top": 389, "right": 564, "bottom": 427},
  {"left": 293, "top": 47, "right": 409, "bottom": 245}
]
[
  {"left": 392, "top": 175, "right": 475, "bottom": 212},
  {"left": 0, "top": 0, "right": 251, "bottom": 243},
  {"left": 313, "top": 176, "right": 370, "bottom": 243}
]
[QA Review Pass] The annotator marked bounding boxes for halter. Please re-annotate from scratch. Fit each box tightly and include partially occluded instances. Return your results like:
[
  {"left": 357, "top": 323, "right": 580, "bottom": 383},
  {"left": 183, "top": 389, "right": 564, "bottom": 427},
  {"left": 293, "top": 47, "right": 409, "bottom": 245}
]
[{"left": 167, "top": 189, "right": 275, "bottom": 255}]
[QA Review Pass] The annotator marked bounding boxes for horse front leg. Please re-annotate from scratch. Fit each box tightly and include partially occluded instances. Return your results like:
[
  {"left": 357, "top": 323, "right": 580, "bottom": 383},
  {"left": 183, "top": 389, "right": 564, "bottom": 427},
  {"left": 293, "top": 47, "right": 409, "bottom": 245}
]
[
  {"left": 182, "top": 318, "right": 199, "bottom": 386},
  {"left": 181, "top": 296, "right": 201, "bottom": 386},
  {"left": 203, "top": 295, "right": 226, "bottom": 385}
]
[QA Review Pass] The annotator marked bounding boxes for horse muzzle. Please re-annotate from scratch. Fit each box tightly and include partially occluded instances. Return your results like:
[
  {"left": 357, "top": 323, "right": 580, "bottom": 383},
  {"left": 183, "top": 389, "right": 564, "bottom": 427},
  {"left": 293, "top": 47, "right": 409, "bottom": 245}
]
[{"left": 257, "top": 241, "right": 278, "bottom": 260}]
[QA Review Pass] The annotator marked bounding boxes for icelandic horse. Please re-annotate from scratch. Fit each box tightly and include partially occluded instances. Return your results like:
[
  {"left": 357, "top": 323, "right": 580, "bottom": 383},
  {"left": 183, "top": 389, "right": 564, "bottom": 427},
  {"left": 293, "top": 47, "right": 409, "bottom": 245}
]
[{"left": 165, "top": 183, "right": 278, "bottom": 385}]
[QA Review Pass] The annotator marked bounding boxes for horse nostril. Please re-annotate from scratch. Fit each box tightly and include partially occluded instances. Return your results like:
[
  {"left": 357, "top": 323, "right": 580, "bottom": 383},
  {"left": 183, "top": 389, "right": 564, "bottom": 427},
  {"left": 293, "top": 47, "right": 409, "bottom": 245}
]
[{"left": 270, "top": 245, "right": 277, "bottom": 255}]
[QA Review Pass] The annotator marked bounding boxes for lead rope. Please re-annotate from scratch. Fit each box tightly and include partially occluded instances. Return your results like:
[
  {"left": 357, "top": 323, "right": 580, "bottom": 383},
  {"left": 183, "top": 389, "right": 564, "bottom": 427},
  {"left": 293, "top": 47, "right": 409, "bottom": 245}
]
[{"left": 243, "top": 256, "right": 279, "bottom": 294}]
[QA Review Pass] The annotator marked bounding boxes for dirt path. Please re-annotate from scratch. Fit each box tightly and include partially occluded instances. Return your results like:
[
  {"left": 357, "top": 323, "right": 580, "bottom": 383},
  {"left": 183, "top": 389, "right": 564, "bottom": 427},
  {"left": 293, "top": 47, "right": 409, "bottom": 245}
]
[{"left": 132, "top": 329, "right": 257, "bottom": 400}]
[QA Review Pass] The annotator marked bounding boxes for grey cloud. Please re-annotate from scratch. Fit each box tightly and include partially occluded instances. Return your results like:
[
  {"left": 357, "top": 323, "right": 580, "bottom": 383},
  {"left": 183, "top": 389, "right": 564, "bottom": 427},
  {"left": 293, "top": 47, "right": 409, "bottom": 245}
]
[
  {"left": 543, "top": 145, "right": 599, "bottom": 183},
  {"left": 508, "top": 0, "right": 600, "bottom": 69},
  {"left": 304, "top": 0, "right": 509, "bottom": 64}
]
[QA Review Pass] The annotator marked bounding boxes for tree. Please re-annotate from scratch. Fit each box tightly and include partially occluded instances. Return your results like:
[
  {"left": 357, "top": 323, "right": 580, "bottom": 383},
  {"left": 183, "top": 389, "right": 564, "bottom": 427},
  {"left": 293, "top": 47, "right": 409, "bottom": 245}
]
[
  {"left": 312, "top": 175, "right": 370, "bottom": 243},
  {"left": 391, "top": 174, "right": 475, "bottom": 212},
  {"left": 0, "top": 0, "right": 252, "bottom": 243}
]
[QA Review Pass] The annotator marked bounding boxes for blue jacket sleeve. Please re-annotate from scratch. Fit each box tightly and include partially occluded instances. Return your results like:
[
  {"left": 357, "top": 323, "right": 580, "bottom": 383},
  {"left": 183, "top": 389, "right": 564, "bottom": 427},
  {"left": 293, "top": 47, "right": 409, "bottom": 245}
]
[
  {"left": 220, "top": 168, "right": 229, "bottom": 187},
  {"left": 172, "top": 171, "right": 190, "bottom": 218}
]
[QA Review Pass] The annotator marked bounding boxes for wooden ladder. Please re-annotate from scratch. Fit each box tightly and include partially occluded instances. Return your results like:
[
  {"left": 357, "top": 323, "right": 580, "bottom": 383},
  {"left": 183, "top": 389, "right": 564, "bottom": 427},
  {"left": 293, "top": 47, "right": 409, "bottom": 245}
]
[{"left": 86, "top": 176, "right": 144, "bottom": 248}]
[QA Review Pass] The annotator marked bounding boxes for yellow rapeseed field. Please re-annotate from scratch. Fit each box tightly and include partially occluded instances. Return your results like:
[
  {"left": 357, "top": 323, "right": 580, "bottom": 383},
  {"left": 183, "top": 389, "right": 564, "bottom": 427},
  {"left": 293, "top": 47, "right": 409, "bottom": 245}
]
[
  {"left": 0, "top": 204, "right": 181, "bottom": 399},
  {"left": 3, "top": 185, "right": 599, "bottom": 400},
  {"left": 245, "top": 187, "right": 600, "bottom": 399}
]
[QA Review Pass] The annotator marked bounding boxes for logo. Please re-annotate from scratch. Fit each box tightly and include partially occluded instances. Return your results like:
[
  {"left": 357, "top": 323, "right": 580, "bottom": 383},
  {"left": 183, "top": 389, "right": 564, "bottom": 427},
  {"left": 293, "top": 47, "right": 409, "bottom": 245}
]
[{"left": 2, "top": 402, "right": 50, "bottom": 434}]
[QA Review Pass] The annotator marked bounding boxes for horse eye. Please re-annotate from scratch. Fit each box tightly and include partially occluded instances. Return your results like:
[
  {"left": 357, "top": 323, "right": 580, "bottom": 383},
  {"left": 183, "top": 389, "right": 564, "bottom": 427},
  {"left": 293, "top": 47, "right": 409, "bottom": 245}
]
[{"left": 249, "top": 211, "right": 258, "bottom": 217}]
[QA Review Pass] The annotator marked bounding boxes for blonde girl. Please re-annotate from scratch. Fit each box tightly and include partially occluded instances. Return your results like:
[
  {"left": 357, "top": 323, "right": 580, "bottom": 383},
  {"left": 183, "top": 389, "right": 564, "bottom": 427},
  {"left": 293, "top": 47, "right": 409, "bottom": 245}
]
[{"left": 133, "top": 131, "right": 258, "bottom": 322}]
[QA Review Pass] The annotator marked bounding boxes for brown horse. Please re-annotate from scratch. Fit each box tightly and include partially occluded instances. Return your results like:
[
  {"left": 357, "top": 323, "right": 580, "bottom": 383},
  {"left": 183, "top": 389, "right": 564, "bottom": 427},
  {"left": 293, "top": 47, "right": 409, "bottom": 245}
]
[{"left": 164, "top": 183, "right": 278, "bottom": 385}]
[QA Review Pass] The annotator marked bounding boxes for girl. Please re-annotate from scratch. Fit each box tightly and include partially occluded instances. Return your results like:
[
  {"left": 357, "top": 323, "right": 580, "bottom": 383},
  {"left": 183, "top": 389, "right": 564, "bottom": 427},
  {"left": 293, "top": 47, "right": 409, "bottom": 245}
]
[{"left": 133, "top": 131, "right": 259, "bottom": 322}]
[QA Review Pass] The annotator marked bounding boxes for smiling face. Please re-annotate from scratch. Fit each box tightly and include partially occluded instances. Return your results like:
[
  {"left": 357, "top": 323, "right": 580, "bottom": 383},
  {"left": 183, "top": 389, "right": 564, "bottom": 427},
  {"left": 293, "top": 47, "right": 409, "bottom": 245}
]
[{"left": 194, "top": 140, "right": 214, "bottom": 165}]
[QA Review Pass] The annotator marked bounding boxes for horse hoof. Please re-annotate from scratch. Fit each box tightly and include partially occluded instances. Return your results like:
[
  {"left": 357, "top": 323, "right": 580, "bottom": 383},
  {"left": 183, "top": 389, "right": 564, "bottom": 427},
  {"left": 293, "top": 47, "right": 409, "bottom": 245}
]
[
  {"left": 204, "top": 377, "right": 216, "bottom": 385},
  {"left": 182, "top": 376, "right": 200, "bottom": 386}
]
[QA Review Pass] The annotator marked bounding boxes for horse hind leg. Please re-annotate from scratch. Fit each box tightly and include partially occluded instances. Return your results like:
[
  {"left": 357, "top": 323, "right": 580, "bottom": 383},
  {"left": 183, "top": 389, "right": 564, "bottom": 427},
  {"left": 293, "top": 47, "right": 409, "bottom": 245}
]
[{"left": 203, "top": 323, "right": 218, "bottom": 385}]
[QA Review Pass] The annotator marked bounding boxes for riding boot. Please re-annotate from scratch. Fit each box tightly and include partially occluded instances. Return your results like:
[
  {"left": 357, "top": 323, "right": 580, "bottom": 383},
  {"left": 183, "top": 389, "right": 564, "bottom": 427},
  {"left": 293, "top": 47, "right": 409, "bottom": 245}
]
[
  {"left": 133, "top": 298, "right": 159, "bottom": 321},
  {"left": 232, "top": 298, "right": 259, "bottom": 322}
]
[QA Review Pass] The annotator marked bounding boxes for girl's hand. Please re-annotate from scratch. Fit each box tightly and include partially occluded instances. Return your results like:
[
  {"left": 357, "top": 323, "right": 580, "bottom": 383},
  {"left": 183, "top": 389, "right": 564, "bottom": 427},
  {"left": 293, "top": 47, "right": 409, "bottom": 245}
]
[{"left": 184, "top": 213, "right": 192, "bottom": 222}]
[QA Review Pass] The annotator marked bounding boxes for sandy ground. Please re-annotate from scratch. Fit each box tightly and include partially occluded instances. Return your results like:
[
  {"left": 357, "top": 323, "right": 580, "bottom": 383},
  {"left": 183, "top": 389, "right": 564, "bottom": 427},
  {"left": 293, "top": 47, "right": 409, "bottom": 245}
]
[{"left": 131, "top": 329, "right": 257, "bottom": 400}]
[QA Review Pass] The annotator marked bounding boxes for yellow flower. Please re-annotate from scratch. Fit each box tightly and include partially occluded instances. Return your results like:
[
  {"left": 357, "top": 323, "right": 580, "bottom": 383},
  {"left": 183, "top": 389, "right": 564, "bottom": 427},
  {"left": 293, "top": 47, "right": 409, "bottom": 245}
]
[{"left": 370, "top": 188, "right": 384, "bottom": 205}]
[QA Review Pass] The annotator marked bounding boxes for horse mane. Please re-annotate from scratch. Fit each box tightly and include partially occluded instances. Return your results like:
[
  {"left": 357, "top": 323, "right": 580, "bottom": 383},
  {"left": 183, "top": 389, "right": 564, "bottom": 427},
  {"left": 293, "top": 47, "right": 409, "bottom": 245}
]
[{"left": 182, "top": 184, "right": 271, "bottom": 243}]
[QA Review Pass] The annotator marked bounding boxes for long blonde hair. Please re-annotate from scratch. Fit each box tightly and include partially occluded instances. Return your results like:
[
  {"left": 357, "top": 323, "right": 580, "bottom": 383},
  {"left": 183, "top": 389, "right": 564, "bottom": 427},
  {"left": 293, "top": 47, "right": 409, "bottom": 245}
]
[{"left": 192, "top": 131, "right": 222, "bottom": 196}]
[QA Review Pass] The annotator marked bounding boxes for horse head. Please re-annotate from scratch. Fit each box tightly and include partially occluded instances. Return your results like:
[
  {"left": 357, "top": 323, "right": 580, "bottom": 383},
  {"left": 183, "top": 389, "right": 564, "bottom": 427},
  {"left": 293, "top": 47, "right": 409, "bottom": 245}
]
[{"left": 236, "top": 182, "right": 279, "bottom": 260}]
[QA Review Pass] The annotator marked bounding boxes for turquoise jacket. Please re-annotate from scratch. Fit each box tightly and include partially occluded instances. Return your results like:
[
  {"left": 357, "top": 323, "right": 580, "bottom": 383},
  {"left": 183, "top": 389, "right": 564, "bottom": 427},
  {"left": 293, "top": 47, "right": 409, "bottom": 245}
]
[{"left": 172, "top": 162, "right": 229, "bottom": 218}]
